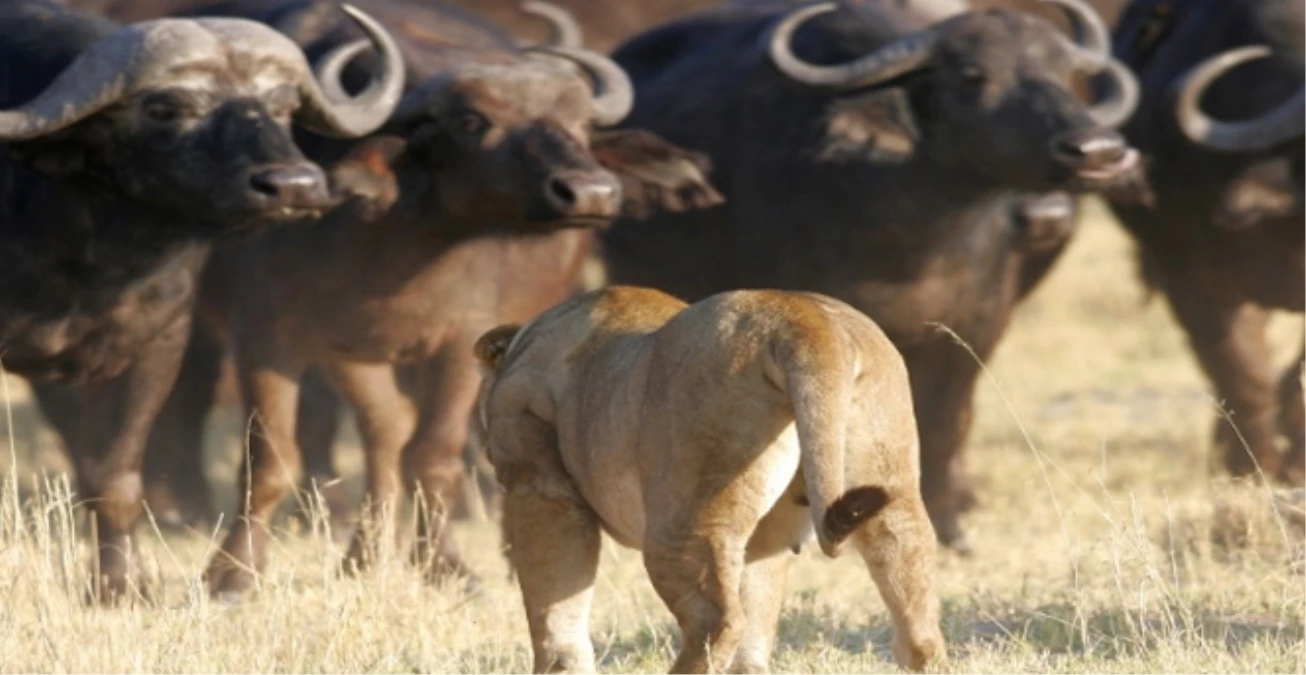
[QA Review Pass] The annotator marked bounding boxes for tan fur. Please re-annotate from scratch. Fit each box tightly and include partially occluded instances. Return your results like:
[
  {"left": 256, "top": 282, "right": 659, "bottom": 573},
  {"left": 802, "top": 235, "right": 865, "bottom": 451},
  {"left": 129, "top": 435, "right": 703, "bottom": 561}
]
[{"left": 477, "top": 287, "right": 946, "bottom": 673}]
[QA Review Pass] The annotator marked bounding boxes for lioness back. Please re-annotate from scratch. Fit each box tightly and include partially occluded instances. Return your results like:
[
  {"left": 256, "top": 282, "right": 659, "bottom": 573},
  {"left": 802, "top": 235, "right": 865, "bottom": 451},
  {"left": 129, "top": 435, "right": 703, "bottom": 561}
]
[{"left": 475, "top": 286, "right": 943, "bottom": 674}]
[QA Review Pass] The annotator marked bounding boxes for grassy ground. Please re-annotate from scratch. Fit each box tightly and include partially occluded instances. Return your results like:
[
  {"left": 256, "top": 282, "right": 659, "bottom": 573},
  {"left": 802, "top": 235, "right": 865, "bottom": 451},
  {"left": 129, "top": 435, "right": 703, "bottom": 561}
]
[{"left": 1, "top": 199, "right": 1303, "bottom": 673}]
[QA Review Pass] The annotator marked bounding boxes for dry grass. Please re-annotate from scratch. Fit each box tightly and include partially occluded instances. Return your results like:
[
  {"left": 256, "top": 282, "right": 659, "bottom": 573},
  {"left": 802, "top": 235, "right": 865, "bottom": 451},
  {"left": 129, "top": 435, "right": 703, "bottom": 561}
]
[{"left": 2, "top": 199, "right": 1304, "bottom": 673}]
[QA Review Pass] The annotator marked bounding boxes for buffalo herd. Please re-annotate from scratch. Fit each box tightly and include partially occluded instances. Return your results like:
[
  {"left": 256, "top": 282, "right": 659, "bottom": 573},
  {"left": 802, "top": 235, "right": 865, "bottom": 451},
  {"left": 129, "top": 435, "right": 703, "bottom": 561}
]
[{"left": 2, "top": 0, "right": 1301, "bottom": 658}]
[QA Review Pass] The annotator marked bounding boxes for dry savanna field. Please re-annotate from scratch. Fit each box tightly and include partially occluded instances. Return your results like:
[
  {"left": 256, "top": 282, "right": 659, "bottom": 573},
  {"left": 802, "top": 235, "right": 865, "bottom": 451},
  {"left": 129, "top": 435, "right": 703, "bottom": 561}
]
[{"left": 1, "top": 199, "right": 1303, "bottom": 673}]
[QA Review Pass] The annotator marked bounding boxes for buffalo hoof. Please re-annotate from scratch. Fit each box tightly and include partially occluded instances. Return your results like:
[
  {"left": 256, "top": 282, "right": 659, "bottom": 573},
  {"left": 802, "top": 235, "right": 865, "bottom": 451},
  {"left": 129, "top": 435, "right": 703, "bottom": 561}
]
[
  {"left": 144, "top": 482, "right": 212, "bottom": 534},
  {"left": 1277, "top": 457, "right": 1305, "bottom": 487},
  {"left": 293, "top": 474, "right": 354, "bottom": 534},
  {"left": 205, "top": 557, "right": 259, "bottom": 600},
  {"left": 420, "top": 556, "right": 483, "bottom": 597},
  {"left": 948, "top": 535, "right": 975, "bottom": 558},
  {"left": 205, "top": 569, "right": 257, "bottom": 601},
  {"left": 84, "top": 572, "right": 151, "bottom": 608},
  {"left": 931, "top": 513, "right": 973, "bottom": 555},
  {"left": 956, "top": 487, "right": 980, "bottom": 513},
  {"left": 212, "top": 589, "right": 252, "bottom": 607}
]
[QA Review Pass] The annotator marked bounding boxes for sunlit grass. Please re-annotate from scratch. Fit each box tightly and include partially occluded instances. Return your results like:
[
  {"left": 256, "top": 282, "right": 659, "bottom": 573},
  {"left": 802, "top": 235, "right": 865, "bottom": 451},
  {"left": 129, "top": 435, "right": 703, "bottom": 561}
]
[{"left": 1, "top": 199, "right": 1302, "bottom": 673}]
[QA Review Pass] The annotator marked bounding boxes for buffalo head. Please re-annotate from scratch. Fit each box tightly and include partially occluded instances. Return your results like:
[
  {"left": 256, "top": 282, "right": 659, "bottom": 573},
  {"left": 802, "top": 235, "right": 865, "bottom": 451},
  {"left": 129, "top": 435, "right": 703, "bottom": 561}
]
[
  {"left": 767, "top": 0, "right": 1142, "bottom": 191},
  {"left": 328, "top": 4, "right": 722, "bottom": 230},
  {"left": 2, "top": 3, "right": 404, "bottom": 226}
]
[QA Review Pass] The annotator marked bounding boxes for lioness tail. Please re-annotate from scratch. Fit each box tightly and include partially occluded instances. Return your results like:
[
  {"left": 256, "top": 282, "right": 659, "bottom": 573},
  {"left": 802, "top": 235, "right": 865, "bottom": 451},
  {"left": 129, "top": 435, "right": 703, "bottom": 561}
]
[{"left": 772, "top": 315, "right": 890, "bottom": 558}]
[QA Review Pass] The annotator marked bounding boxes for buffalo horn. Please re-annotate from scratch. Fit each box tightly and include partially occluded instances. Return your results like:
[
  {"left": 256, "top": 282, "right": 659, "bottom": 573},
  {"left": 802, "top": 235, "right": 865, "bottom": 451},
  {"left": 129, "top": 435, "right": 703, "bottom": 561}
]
[
  {"left": 766, "top": 2, "right": 938, "bottom": 89},
  {"left": 520, "top": 1, "right": 583, "bottom": 49},
  {"left": 0, "top": 5, "right": 403, "bottom": 142},
  {"left": 0, "top": 28, "right": 147, "bottom": 140},
  {"left": 1040, "top": 0, "right": 1111, "bottom": 70},
  {"left": 1176, "top": 45, "right": 1305, "bottom": 152},
  {"left": 295, "top": 4, "right": 406, "bottom": 138},
  {"left": 1087, "top": 58, "right": 1140, "bottom": 128},
  {"left": 526, "top": 45, "right": 634, "bottom": 126}
]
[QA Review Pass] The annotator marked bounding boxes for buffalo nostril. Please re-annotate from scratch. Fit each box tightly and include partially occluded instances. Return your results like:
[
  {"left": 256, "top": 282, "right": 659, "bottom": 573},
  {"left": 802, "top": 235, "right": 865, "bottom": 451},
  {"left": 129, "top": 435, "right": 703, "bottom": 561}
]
[
  {"left": 249, "top": 171, "right": 281, "bottom": 198},
  {"left": 546, "top": 177, "right": 578, "bottom": 208},
  {"left": 541, "top": 172, "right": 622, "bottom": 219},
  {"left": 1054, "top": 132, "right": 1127, "bottom": 163},
  {"left": 247, "top": 165, "right": 330, "bottom": 209}
]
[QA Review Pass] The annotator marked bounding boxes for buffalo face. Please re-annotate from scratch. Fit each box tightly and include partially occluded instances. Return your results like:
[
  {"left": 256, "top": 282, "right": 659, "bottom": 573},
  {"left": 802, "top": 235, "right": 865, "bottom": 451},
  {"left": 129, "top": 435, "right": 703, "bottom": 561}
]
[
  {"left": 771, "top": 1, "right": 1142, "bottom": 192},
  {"left": 2, "top": 8, "right": 404, "bottom": 229},
  {"left": 375, "top": 49, "right": 722, "bottom": 231},
  {"left": 62, "top": 84, "right": 332, "bottom": 224},
  {"left": 926, "top": 13, "right": 1137, "bottom": 190}
]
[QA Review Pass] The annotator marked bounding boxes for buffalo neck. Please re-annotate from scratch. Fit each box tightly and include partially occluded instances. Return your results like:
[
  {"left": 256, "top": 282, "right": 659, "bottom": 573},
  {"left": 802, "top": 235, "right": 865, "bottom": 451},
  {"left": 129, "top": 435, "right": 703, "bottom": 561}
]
[{"left": 0, "top": 163, "right": 213, "bottom": 314}]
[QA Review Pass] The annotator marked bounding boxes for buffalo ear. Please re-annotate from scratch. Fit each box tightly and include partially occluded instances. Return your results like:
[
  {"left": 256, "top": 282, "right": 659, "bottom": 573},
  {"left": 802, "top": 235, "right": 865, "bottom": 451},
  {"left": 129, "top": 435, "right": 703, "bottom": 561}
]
[
  {"left": 1214, "top": 159, "right": 1298, "bottom": 230},
  {"left": 9, "top": 140, "right": 89, "bottom": 178},
  {"left": 820, "top": 87, "right": 920, "bottom": 164},
  {"left": 589, "top": 129, "right": 725, "bottom": 219},
  {"left": 328, "top": 135, "right": 407, "bottom": 219}
]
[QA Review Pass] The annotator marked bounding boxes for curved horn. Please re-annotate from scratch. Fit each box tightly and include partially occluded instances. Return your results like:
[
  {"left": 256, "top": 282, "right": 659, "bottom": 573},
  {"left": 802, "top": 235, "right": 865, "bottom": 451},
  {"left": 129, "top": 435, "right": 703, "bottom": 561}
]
[
  {"left": 766, "top": 2, "right": 938, "bottom": 89},
  {"left": 1087, "top": 58, "right": 1140, "bottom": 128},
  {"left": 0, "top": 28, "right": 144, "bottom": 140},
  {"left": 312, "top": 38, "right": 371, "bottom": 104},
  {"left": 520, "top": 1, "right": 582, "bottom": 49},
  {"left": 1040, "top": 0, "right": 1111, "bottom": 71},
  {"left": 295, "top": 4, "right": 406, "bottom": 138},
  {"left": 1176, "top": 45, "right": 1306, "bottom": 152},
  {"left": 526, "top": 45, "right": 633, "bottom": 126}
]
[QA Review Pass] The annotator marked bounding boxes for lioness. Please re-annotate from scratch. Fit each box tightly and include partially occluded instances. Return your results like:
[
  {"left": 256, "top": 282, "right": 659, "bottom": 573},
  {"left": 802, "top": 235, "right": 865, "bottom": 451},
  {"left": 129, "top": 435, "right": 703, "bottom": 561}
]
[{"left": 474, "top": 287, "right": 946, "bottom": 673}]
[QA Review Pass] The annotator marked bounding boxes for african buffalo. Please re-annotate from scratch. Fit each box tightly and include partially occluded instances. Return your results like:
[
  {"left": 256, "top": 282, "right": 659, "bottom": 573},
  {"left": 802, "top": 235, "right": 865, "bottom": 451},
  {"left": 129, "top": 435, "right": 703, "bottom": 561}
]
[
  {"left": 0, "top": 0, "right": 402, "bottom": 601},
  {"left": 141, "top": 0, "right": 721, "bottom": 599},
  {"left": 600, "top": 0, "right": 1142, "bottom": 549},
  {"left": 1109, "top": 0, "right": 1304, "bottom": 484},
  {"left": 54, "top": 0, "right": 708, "bottom": 530},
  {"left": 68, "top": 0, "right": 1132, "bottom": 532}
]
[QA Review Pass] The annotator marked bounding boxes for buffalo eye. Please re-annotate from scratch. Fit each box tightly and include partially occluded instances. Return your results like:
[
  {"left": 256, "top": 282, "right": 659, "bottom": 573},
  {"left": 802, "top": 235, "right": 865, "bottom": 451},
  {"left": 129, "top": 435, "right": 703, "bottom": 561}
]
[
  {"left": 456, "top": 110, "right": 489, "bottom": 137},
  {"left": 142, "top": 98, "right": 189, "bottom": 124},
  {"left": 959, "top": 65, "right": 986, "bottom": 86}
]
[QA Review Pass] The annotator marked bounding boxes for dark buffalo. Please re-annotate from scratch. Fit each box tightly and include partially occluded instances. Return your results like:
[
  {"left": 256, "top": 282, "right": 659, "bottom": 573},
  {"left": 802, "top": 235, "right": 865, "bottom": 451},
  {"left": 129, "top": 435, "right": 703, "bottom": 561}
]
[
  {"left": 600, "top": 0, "right": 1141, "bottom": 548},
  {"left": 139, "top": 0, "right": 720, "bottom": 599},
  {"left": 66, "top": 0, "right": 1133, "bottom": 529},
  {"left": 0, "top": 0, "right": 402, "bottom": 601},
  {"left": 1108, "top": 0, "right": 1304, "bottom": 484}
]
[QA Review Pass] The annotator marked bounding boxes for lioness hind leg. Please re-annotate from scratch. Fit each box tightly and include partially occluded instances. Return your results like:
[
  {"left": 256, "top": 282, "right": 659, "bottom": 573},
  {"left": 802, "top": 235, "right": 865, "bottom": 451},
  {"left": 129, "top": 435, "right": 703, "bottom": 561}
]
[
  {"left": 503, "top": 483, "right": 601, "bottom": 674},
  {"left": 728, "top": 554, "right": 790, "bottom": 674},
  {"left": 645, "top": 536, "right": 747, "bottom": 674},
  {"left": 851, "top": 495, "right": 947, "bottom": 672}
]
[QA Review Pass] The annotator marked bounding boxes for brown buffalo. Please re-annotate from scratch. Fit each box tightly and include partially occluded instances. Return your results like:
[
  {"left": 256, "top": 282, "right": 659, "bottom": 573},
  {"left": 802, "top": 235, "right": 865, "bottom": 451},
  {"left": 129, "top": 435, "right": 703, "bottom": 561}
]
[
  {"left": 601, "top": 0, "right": 1142, "bottom": 549},
  {"left": 181, "top": 0, "right": 721, "bottom": 599},
  {"left": 1109, "top": 0, "right": 1304, "bottom": 484}
]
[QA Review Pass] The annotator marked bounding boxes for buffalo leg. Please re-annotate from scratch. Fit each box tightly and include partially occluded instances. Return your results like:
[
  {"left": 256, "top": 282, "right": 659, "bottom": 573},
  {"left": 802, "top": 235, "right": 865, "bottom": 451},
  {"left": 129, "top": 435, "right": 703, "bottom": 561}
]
[
  {"left": 905, "top": 346, "right": 984, "bottom": 552},
  {"left": 324, "top": 361, "right": 417, "bottom": 571},
  {"left": 29, "top": 380, "right": 79, "bottom": 449},
  {"left": 294, "top": 367, "right": 351, "bottom": 529},
  {"left": 1278, "top": 350, "right": 1305, "bottom": 486},
  {"left": 44, "top": 315, "right": 190, "bottom": 604},
  {"left": 205, "top": 337, "right": 306, "bottom": 599},
  {"left": 404, "top": 342, "right": 480, "bottom": 582},
  {"left": 140, "top": 319, "right": 223, "bottom": 529},
  {"left": 1164, "top": 291, "right": 1281, "bottom": 478}
]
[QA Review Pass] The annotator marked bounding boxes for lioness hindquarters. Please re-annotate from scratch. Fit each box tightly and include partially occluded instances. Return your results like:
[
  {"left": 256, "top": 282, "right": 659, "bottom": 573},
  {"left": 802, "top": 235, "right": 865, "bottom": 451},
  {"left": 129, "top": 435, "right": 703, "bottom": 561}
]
[
  {"left": 777, "top": 297, "right": 946, "bottom": 671},
  {"left": 475, "top": 288, "right": 946, "bottom": 673}
]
